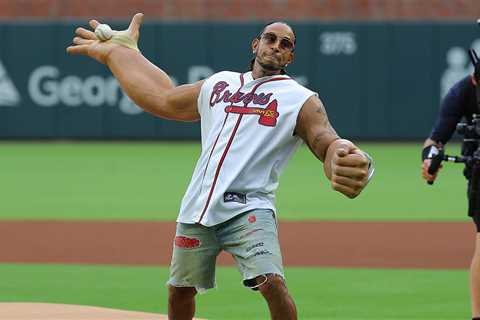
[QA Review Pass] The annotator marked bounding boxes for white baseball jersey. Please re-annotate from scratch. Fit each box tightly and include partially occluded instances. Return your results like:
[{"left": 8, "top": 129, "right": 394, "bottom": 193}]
[{"left": 177, "top": 71, "right": 317, "bottom": 226}]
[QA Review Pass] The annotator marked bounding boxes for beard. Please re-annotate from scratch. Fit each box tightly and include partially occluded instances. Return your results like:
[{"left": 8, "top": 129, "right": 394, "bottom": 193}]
[{"left": 258, "top": 60, "right": 282, "bottom": 71}]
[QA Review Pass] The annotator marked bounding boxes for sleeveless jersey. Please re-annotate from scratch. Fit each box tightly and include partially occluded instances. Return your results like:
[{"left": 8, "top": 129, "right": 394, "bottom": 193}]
[{"left": 177, "top": 71, "right": 317, "bottom": 226}]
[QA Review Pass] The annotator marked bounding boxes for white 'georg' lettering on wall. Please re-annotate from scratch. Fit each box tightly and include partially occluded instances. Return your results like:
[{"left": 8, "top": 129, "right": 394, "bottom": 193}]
[
  {"left": 27, "top": 65, "right": 143, "bottom": 115},
  {"left": 0, "top": 60, "right": 21, "bottom": 107}
]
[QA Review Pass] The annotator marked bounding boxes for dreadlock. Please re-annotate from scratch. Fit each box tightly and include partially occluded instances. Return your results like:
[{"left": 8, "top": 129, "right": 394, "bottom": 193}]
[{"left": 249, "top": 21, "right": 296, "bottom": 75}]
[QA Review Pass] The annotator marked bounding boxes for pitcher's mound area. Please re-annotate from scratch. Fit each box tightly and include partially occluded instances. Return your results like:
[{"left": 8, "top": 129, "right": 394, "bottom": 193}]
[{"left": 0, "top": 303, "right": 205, "bottom": 320}]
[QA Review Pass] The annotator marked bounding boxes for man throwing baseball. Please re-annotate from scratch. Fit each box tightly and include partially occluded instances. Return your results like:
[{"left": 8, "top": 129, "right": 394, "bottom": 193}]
[{"left": 67, "top": 13, "right": 374, "bottom": 320}]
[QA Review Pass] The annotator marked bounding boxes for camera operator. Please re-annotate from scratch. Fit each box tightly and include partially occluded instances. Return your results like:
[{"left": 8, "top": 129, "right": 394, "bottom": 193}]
[{"left": 422, "top": 73, "right": 480, "bottom": 319}]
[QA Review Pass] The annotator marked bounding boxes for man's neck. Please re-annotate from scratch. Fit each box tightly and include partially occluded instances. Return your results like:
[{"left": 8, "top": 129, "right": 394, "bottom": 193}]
[{"left": 251, "top": 64, "right": 282, "bottom": 79}]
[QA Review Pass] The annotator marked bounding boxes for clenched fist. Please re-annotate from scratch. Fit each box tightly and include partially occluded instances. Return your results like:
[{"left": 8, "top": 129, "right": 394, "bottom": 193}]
[{"left": 328, "top": 139, "right": 372, "bottom": 198}]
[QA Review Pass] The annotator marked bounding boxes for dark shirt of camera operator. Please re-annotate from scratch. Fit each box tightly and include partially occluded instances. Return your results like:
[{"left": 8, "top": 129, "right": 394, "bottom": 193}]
[{"left": 430, "top": 75, "right": 477, "bottom": 145}]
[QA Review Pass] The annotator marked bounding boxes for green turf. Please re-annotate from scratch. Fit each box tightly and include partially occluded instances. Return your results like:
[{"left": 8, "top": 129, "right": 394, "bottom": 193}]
[
  {"left": 0, "top": 142, "right": 469, "bottom": 221},
  {"left": 279, "top": 142, "right": 467, "bottom": 221},
  {"left": 0, "top": 263, "right": 469, "bottom": 319}
]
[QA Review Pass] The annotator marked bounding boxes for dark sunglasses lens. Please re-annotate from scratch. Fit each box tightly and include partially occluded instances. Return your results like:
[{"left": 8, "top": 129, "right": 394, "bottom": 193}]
[
  {"left": 262, "top": 33, "right": 294, "bottom": 51},
  {"left": 263, "top": 33, "right": 276, "bottom": 43},
  {"left": 280, "top": 39, "right": 293, "bottom": 50}
]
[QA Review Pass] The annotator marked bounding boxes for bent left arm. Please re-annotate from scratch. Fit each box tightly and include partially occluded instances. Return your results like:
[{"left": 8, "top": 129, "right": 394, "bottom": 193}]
[{"left": 295, "top": 95, "right": 373, "bottom": 198}]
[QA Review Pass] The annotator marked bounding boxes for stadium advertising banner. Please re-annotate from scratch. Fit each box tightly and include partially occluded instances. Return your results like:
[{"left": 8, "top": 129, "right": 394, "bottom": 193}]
[{"left": 0, "top": 22, "right": 479, "bottom": 139}]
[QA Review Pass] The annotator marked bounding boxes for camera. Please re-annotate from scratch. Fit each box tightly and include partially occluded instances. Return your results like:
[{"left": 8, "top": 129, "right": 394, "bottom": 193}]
[{"left": 428, "top": 44, "right": 480, "bottom": 215}]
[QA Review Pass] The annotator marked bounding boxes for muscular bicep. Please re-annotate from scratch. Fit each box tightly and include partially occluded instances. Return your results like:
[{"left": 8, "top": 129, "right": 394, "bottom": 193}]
[
  {"left": 106, "top": 48, "right": 202, "bottom": 122},
  {"left": 295, "top": 95, "right": 339, "bottom": 162},
  {"left": 158, "top": 80, "right": 203, "bottom": 121}
]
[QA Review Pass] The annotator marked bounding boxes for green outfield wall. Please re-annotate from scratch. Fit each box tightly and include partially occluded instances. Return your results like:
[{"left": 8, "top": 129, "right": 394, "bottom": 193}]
[{"left": 0, "top": 21, "right": 479, "bottom": 139}]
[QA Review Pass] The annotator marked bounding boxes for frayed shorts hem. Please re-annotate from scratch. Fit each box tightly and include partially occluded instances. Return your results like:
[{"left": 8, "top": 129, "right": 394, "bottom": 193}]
[{"left": 166, "top": 280, "right": 214, "bottom": 294}]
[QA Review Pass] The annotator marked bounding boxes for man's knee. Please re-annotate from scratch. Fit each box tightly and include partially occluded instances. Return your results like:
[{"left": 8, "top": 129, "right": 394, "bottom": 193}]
[
  {"left": 256, "top": 274, "right": 288, "bottom": 296},
  {"left": 168, "top": 285, "right": 197, "bottom": 301}
]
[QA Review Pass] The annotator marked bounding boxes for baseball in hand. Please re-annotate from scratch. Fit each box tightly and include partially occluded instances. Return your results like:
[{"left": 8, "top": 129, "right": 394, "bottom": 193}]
[{"left": 95, "top": 24, "right": 114, "bottom": 41}]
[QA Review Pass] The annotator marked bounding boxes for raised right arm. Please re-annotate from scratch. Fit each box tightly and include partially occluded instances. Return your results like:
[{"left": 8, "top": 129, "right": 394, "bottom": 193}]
[
  {"left": 106, "top": 48, "right": 202, "bottom": 121},
  {"left": 66, "top": 13, "right": 201, "bottom": 122}
]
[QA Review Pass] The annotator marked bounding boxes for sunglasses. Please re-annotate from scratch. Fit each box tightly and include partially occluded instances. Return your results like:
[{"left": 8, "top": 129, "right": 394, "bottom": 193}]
[{"left": 260, "top": 32, "right": 295, "bottom": 52}]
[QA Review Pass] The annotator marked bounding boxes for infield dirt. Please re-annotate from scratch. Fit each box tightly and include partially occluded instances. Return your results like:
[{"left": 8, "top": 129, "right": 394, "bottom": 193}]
[{"left": 0, "top": 220, "right": 474, "bottom": 269}]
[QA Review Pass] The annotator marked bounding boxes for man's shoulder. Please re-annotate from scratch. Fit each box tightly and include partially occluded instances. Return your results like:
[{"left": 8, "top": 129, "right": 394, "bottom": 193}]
[
  {"left": 283, "top": 76, "right": 317, "bottom": 96},
  {"left": 452, "top": 75, "right": 474, "bottom": 90},
  {"left": 210, "top": 70, "right": 242, "bottom": 80},
  {"left": 200, "top": 71, "right": 245, "bottom": 91},
  {"left": 198, "top": 71, "right": 243, "bottom": 99},
  {"left": 448, "top": 75, "right": 475, "bottom": 99}
]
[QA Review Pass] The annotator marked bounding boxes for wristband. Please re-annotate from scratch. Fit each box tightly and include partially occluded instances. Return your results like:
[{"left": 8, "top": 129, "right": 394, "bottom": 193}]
[
  {"left": 362, "top": 151, "right": 375, "bottom": 182},
  {"left": 110, "top": 30, "right": 139, "bottom": 52},
  {"left": 422, "top": 145, "right": 439, "bottom": 161}
]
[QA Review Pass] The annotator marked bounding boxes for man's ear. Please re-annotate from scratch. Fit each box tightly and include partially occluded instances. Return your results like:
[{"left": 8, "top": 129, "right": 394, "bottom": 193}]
[{"left": 252, "top": 38, "right": 259, "bottom": 54}]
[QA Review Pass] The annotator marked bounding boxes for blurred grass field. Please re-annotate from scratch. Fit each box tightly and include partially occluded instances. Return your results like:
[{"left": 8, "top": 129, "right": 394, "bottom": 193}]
[
  {"left": 0, "top": 142, "right": 468, "bottom": 221},
  {"left": 0, "top": 264, "right": 470, "bottom": 320},
  {"left": 0, "top": 142, "right": 472, "bottom": 319}
]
